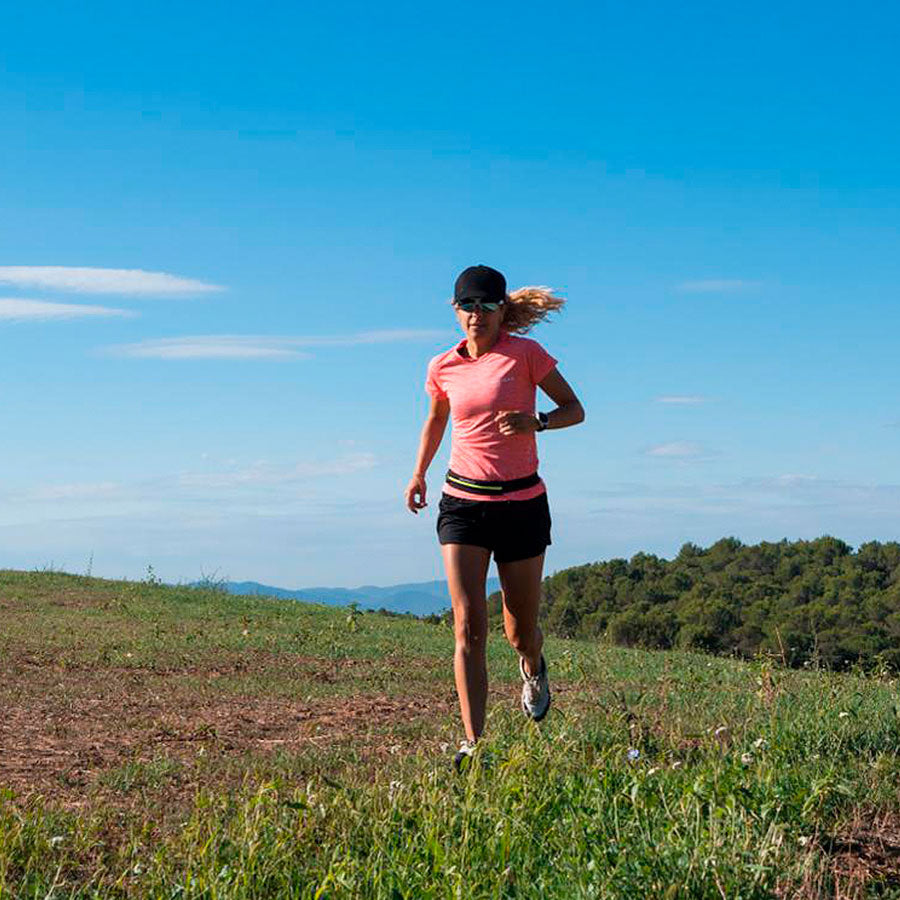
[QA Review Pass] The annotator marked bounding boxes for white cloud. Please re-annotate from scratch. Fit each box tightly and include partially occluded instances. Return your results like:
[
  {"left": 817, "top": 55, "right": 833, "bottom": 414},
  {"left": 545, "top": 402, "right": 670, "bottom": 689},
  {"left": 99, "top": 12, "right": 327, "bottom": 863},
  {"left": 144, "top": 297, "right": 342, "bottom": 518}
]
[
  {"left": 654, "top": 395, "right": 709, "bottom": 405},
  {"left": 108, "top": 336, "right": 309, "bottom": 360},
  {"left": 646, "top": 441, "right": 706, "bottom": 458},
  {"left": 178, "top": 453, "right": 377, "bottom": 488},
  {"left": 105, "top": 329, "right": 447, "bottom": 360},
  {"left": 0, "top": 298, "right": 133, "bottom": 322},
  {"left": 282, "top": 329, "right": 449, "bottom": 347},
  {"left": 0, "top": 266, "right": 223, "bottom": 296},
  {"left": 676, "top": 279, "right": 759, "bottom": 293},
  {"left": 747, "top": 474, "right": 820, "bottom": 489},
  {"left": 30, "top": 482, "right": 122, "bottom": 501},
  {"left": 584, "top": 474, "right": 900, "bottom": 517},
  {"left": 2, "top": 452, "right": 379, "bottom": 513}
]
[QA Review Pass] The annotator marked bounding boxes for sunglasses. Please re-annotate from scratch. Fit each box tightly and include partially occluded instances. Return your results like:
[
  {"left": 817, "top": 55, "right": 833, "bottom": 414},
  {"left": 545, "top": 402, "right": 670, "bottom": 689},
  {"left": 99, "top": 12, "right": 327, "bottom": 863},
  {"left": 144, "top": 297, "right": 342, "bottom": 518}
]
[{"left": 455, "top": 299, "right": 504, "bottom": 312}]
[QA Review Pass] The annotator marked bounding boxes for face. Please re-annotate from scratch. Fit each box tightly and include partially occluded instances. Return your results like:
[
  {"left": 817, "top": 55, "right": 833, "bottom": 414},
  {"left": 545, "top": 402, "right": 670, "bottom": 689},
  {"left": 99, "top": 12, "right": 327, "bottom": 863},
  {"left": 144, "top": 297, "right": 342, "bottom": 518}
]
[{"left": 453, "top": 299, "right": 505, "bottom": 342}]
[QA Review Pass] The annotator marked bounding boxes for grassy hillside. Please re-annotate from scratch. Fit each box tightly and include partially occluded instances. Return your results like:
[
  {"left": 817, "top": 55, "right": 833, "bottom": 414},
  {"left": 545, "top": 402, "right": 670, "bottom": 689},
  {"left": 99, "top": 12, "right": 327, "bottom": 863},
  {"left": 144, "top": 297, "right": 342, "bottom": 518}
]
[{"left": 3, "top": 569, "right": 900, "bottom": 898}]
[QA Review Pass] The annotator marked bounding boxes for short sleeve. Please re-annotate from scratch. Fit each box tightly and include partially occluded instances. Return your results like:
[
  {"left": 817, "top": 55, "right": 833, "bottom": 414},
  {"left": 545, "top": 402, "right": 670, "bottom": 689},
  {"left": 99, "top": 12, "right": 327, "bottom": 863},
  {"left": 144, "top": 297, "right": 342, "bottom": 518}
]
[
  {"left": 528, "top": 341, "right": 558, "bottom": 385},
  {"left": 425, "top": 356, "right": 448, "bottom": 400}
]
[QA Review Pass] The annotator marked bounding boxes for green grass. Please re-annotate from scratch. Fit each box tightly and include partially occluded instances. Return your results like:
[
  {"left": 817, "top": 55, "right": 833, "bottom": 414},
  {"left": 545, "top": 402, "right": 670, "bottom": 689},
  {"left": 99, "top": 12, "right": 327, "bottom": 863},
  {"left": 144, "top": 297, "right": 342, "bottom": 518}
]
[
  {"left": 3, "top": 569, "right": 900, "bottom": 897},
  {"left": 97, "top": 756, "right": 185, "bottom": 794}
]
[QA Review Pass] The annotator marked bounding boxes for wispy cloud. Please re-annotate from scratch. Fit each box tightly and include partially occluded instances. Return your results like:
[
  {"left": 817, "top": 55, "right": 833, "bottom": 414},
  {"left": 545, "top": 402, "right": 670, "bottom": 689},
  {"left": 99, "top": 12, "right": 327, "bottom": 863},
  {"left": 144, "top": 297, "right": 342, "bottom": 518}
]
[
  {"left": 746, "top": 474, "right": 821, "bottom": 489},
  {"left": 30, "top": 482, "right": 122, "bottom": 501},
  {"left": 0, "top": 298, "right": 133, "bottom": 322},
  {"left": 272, "top": 329, "right": 449, "bottom": 347},
  {"left": 0, "top": 266, "right": 223, "bottom": 296},
  {"left": 2, "top": 449, "right": 380, "bottom": 515},
  {"left": 645, "top": 441, "right": 706, "bottom": 459},
  {"left": 676, "top": 279, "right": 760, "bottom": 293},
  {"left": 105, "top": 329, "right": 447, "bottom": 360},
  {"left": 178, "top": 453, "right": 377, "bottom": 488},
  {"left": 1, "top": 454, "right": 380, "bottom": 521},
  {"left": 654, "top": 395, "right": 709, "bottom": 405},
  {"left": 108, "top": 336, "right": 310, "bottom": 360},
  {"left": 585, "top": 474, "right": 900, "bottom": 518}
]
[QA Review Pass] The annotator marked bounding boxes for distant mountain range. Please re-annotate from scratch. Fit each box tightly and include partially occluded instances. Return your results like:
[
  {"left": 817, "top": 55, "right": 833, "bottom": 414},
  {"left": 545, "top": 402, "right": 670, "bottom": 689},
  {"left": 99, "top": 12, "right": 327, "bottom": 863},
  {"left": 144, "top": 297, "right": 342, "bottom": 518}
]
[{"left": 211, "top": 577, "right": 502, "bottom": 617}]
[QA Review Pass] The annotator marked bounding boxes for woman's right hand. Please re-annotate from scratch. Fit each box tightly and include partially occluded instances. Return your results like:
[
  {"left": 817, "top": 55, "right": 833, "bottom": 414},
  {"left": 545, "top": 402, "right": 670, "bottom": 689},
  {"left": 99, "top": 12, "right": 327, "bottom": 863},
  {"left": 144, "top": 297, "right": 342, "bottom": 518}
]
[{"left": 405, "top": 473, "right": 428, "bottom": 514}]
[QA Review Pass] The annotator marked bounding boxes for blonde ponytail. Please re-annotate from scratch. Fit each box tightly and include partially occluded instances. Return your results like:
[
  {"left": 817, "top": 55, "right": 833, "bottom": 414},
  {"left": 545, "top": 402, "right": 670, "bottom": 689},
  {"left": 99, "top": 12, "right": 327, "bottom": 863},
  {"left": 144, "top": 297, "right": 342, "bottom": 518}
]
[{"left": 501, "top": 286, "right": 566, "bottom": 334}]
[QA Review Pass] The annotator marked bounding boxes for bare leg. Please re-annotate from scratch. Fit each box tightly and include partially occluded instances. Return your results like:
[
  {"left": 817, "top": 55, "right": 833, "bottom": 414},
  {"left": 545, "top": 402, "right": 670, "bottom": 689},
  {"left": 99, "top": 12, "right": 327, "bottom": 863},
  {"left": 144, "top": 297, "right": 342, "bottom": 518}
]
[
  {"left": 440, "top": 543, "right": 491, "bottom": 742},
  {"left": 497, "top": 552, "right": 545, "bottom": 677}
]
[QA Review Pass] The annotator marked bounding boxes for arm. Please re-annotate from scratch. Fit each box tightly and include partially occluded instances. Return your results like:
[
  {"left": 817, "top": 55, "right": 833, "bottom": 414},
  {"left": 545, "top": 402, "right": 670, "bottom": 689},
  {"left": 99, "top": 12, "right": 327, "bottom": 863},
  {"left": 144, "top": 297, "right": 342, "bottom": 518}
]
[
  {"left": 536, "top": 367, "right": 585, "bottom": 430},
  {"left": 495, "top": 367, "right": 585, "bottom": 435},
  {"left": 406, "top": 395, "right": 451, "bottom": 513}
]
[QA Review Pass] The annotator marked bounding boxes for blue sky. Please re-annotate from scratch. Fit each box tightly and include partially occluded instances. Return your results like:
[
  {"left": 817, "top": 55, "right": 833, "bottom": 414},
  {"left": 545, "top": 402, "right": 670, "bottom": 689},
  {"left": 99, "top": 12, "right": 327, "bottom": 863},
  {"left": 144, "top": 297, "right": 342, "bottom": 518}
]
[{"left": 1, "top": 0, "right": 899, "bottom": 587}]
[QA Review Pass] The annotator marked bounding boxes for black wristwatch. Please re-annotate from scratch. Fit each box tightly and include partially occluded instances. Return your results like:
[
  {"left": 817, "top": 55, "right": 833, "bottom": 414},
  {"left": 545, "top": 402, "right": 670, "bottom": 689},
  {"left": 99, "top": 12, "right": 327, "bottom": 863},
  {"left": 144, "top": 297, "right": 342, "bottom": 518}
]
[{"left": 536, "top": 412, "right": 549, "bottom": 432}]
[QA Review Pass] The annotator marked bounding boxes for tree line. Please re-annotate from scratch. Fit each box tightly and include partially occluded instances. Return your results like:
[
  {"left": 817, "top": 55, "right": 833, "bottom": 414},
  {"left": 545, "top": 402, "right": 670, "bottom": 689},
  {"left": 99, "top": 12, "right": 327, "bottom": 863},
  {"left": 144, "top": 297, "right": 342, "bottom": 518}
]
[{"left": 482, "top": 537, "right": 900, "bottom": 671}]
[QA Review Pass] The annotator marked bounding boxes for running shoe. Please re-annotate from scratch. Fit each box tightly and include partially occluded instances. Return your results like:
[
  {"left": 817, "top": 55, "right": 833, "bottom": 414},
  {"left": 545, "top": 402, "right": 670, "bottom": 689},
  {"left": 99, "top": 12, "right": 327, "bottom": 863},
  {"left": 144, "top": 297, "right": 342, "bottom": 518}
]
[
  {"left": 452, "top": 739, "right": 477, "bottom": 773},
  {"left": 452, "top": 739, "right": 495, "bottom": 773},
  {"left": 519, "top": 653, "right": 551, "bottom": 721}
]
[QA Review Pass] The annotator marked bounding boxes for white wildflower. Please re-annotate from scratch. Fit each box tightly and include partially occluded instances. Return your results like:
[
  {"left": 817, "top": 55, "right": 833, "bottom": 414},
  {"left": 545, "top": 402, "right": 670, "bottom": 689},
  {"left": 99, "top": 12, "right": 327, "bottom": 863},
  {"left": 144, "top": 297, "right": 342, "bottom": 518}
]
[
  {"left": 49, "top": 836, "right": 64, "bottom": 848},
  {"left": 741, "top": 752, "right": 753, "bottom": 765},
  {"left": 753, "top": 738, "right": 769, "bottom": 750},
  {"left": 647, "top": 767, "right": 660, "bottom": 776},
  {"left": 388, "top": 744, "right": 401, "bottom": 755},
  {"left": 242, "top": 629, "right": 249, "bottom": 636},
  {"left": 838, "top": 711, "right": 849, "bottom": 719},
  {"left": 798, "top": 835, "right": 810, "bottom": 846}
]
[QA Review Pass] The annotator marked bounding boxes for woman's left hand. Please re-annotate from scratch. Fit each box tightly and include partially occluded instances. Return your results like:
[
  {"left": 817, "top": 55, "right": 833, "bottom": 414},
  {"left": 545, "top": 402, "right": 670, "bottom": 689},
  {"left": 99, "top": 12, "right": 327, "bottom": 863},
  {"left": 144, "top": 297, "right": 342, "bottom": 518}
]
[{"left": 495, "top": 410, "right": 539, "bottom": 435}]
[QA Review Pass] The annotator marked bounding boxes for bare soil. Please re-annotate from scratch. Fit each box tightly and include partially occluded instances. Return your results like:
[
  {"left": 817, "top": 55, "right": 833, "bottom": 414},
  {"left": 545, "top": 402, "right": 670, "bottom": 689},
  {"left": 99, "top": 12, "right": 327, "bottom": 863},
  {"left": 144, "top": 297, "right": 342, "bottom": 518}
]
[{"left": 0, "top": 647, "right": 461, "bottom": 813}]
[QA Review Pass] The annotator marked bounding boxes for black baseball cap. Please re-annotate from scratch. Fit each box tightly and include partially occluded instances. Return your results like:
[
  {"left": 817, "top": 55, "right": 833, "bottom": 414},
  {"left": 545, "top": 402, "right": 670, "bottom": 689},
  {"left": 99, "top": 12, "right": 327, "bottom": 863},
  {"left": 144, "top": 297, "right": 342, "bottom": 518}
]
[{"left": 454, "top": 265, "right": 507, "bottom": 304}]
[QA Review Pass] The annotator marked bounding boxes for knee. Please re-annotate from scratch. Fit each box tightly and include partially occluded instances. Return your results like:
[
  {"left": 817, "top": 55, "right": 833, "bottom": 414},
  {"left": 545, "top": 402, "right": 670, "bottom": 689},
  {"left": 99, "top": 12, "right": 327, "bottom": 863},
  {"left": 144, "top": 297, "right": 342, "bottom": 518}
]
[
  {"left": 454, "top": 610, "right": 487, "bottom": 653},
  {"left": 504, "top": 623, "right": 527, "bottom": 654},
  {"left": 505, "top": 620, "right": 540, "bottom": 656}
]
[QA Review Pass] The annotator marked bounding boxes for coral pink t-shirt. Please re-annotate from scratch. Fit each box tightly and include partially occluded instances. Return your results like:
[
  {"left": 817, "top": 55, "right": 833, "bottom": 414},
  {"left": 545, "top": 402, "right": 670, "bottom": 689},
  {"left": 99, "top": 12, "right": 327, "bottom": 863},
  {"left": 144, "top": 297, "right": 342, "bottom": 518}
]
[{"left": 425, "top": 331, "right": 558, "bottom": 502}]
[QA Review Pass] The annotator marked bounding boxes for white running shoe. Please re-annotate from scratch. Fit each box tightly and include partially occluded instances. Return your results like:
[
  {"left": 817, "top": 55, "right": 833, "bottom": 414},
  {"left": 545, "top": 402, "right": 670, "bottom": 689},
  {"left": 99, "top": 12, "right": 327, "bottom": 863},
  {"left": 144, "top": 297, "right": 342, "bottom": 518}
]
[
  {"left": 452, "top": 739, "right": 494, "bottom": 773},
  {"left": 520, "top": 654, "right": 551, "bottom": 721},
  {"left": 453, "top": 739, "right": 477, "bottom": 773}
]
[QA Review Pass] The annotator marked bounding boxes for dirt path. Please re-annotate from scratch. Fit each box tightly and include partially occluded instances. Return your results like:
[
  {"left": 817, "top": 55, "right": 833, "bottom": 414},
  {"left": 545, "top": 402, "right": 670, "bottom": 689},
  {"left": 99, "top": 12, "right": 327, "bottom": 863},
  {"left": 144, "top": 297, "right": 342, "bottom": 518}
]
[{"left": 1, "top": 650, "right": 461, "bottom": 811}]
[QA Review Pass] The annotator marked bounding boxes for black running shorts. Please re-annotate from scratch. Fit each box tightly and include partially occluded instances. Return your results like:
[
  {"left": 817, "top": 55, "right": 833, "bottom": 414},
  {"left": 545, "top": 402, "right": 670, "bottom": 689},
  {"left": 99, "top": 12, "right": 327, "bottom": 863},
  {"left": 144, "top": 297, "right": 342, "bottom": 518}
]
[{"left": 436, "top": 491, "right": 552, "bottom": 563}]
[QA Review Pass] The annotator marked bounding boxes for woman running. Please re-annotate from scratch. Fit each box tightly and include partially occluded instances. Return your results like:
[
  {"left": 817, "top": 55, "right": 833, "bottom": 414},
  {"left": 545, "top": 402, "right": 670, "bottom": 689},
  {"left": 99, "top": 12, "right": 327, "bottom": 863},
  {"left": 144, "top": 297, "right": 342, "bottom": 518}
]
[{"left": 405, "top": 264, "right": 585, "bottom": 770}]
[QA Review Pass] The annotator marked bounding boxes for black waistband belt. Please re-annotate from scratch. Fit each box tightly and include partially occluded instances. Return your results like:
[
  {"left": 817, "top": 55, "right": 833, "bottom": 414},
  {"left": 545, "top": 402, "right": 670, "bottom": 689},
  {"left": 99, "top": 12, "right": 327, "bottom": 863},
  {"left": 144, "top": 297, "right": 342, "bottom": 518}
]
[{"left": 445, "top": 469, "right": 540, "bottom": 496}]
